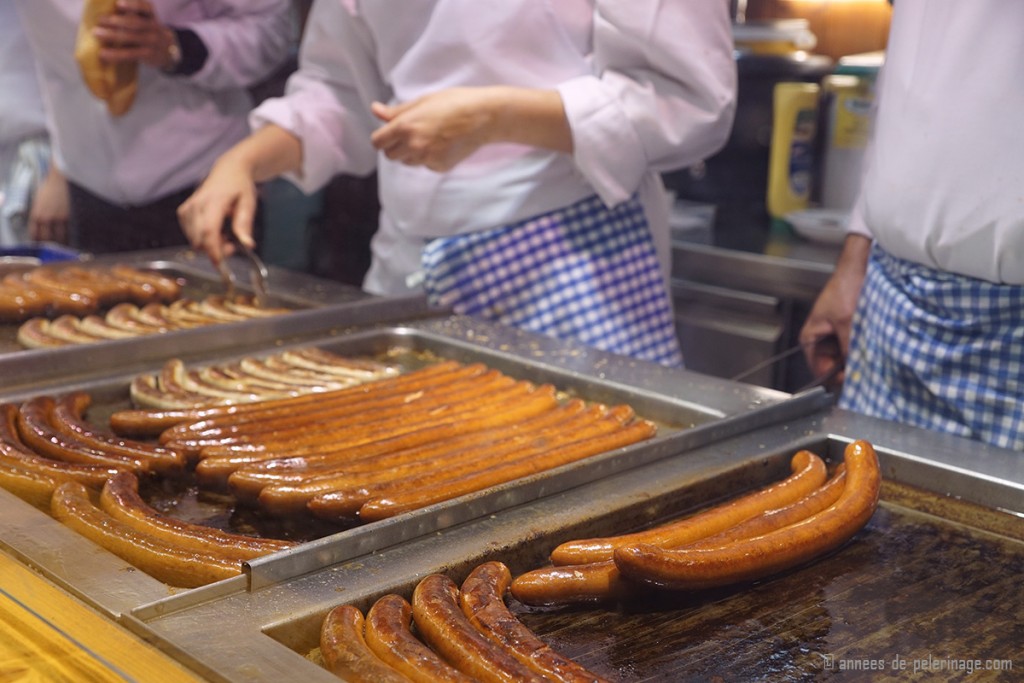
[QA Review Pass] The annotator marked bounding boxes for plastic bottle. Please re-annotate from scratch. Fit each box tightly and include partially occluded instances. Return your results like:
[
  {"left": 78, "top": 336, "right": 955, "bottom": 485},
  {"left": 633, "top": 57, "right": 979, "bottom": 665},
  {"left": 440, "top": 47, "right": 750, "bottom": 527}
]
[{"left": 766, "top": 82, "right": 820, "bottom": 220}]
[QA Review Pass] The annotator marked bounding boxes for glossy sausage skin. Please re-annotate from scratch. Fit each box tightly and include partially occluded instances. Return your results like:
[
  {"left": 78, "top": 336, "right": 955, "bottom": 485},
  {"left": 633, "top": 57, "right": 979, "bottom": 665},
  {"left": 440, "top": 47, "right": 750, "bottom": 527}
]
[
  {"left": 111, "top": 360, "right": 466, "bottom": 437},
  {"left": 319, "top": 604, "right": 412, "bottom": 683},
  {"left": 461, "top": 562, "right": 609, "bottom": 682},
  {"left": 509, "top": 463, "right": 848, "bottom": 606},
  {"left": 613, "top": 440, "right": 881, "bottom": 590},
  {"left": 15, "top": 396, "right": 145, "bottom": 471},
  {"left": 99, "top": 472, "right": 296, "bottom": 562},
  {"left": 549, "top": 450, "right": 828, "bottom": 565},
  {"left": 353, "top": 416, "right": 656, "bottom": 523},
  {"left": 256, "top": 399, "right": 590, "bottom": 517},
  {"left": 51, "top": 481, "right": 242, "bottom": 588},
  {"left": 0, "top": 404, "right": 126, "bottom": 489},
  {"left": 0, "top": 461, "right": 58, "bottom": 509},
  {"left": 51, "top": 392, "right": 186, "bottom": 474},
  {"left": 412, "top": 574, "right": 548, "bottom": 683},
  {"left": 364, "top": 594, "right": 475, "bottom": 683}
]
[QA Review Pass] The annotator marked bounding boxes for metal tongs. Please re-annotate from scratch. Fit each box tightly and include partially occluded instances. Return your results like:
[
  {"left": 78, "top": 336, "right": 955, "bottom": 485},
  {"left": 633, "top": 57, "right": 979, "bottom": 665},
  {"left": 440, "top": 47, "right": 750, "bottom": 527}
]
[
  {"left": 731, "top": 335, "right": 845, "bottom": 393},
  {"left": 217, "top": 222, "right": 269, "bottom": 307}
]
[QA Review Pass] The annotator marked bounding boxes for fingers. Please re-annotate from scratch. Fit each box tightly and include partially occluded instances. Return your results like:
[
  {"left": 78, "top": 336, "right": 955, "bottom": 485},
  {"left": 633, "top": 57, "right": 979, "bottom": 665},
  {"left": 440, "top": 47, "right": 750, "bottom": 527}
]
[
  {"left": 177, "top": 194, "right": 240, "bottom": 266},
  {"left": 93, "top": 0, "right": 165, "bottom": 64}
]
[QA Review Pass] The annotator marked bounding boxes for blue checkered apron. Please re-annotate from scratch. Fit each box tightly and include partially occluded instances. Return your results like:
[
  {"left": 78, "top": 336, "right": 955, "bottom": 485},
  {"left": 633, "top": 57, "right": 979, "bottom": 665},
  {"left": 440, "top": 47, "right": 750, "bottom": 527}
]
[
  {"left": 421, "top": 194, "right": 683, "bottom": 367},
  {"left": 840, "top": 244, "right": 1024, "bottom": 450}
]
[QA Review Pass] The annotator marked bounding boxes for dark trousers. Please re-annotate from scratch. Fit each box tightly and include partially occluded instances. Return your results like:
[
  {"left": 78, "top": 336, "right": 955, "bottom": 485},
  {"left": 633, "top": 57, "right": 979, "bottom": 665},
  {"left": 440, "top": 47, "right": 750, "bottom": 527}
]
[{"left": 67, "top": 182, "right": 195, "bottom": 254}]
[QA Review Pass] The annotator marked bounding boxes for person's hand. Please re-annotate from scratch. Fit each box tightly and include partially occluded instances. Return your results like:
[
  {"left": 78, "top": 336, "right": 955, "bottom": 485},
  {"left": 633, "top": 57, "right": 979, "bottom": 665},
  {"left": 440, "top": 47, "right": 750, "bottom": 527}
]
[
  {"left": 798, "top": 234, "right": 872, "bottom": 389},
  {"left": 370, "top": 88, "right": 500, "bottom": 172},
  {"left": 29, "top": 165, "right": 70, "bottom": 244},
  {"left": 177, "top": 156, "right": 258, "bottom": 265},
  {"left": 92, "top": 0, "right": 178, "bottom": 71}
]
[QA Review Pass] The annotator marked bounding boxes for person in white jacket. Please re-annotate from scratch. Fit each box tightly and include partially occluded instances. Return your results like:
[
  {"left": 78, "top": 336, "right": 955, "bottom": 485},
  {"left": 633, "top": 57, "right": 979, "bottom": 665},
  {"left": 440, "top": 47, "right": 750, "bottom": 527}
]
[
  {"left": 14, "top": 0, "right": 293, "bottom": 253},
  {"left": 0, "top": 3, "right": 69, "bottom": 247},
  {"left": 179, "top": 0, "right": 737, "bottom": 366},
  {"left": 800, "top": 0, "right": 1024, "bottom": 449}
]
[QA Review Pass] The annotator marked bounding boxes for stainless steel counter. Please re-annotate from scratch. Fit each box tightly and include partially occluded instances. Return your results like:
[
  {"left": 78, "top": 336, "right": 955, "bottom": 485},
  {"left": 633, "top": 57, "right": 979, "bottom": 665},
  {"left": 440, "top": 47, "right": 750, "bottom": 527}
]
[{"left": 122, "top": 406, "right": 1024, "bottom": 682}]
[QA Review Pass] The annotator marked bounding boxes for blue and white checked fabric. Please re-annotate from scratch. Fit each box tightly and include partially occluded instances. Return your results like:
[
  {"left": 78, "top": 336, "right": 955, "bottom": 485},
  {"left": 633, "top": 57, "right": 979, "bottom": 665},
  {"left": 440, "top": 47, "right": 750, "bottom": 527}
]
[
  {"left": 421, "top": 194, "right": 683, "bottom": 367},
  {"left": 841, "top": 244, "right": 1024, "bottom": 450}
]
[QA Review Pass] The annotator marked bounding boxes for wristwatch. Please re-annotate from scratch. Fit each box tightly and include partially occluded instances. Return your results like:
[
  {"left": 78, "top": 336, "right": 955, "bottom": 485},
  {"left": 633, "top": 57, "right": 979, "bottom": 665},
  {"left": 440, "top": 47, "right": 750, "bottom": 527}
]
[{"left": 162, "top": 28, "right": 183, "bottom": 74}]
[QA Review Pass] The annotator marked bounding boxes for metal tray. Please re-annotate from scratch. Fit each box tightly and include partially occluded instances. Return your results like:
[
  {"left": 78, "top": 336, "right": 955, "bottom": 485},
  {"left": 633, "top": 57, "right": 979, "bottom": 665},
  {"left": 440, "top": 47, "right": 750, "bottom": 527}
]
[
  {"left": 0, "top": 316, "right": 826, "bottom": 624},
  {"left": 121, "top": 408, "right": 1023, "bottom": 682},
  {"left": 0, "top": 247, "right": 369, "bottom": 359}
]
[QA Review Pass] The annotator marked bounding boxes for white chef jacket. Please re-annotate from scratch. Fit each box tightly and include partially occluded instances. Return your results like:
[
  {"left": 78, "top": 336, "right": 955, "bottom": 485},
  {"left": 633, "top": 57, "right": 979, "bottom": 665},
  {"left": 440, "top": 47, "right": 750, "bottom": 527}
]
[
  {"left": 13, "top": 0, "right": 293, "bottom": 206},
  {"left": 253, "top": 0, "right": 736, "bottom": 294},
  {"left": 847, "top": 0, "right": 1024, "bottom": 284},
  {"left": 0, "top": 4, "right": 48, "bottom": 158}
]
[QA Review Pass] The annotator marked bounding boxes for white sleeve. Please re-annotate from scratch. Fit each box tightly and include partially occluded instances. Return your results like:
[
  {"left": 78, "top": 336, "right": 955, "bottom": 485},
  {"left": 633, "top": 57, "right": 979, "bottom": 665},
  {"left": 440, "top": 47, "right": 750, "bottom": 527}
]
[
  {"left": 181, "top": 0, "right": 294, "bottom": 91},
  {"left": 557, "top": 0, "right": 737, "bottom": 206},
  {"left": 249, "top": 0, "right": 388, "bottom": 194}
]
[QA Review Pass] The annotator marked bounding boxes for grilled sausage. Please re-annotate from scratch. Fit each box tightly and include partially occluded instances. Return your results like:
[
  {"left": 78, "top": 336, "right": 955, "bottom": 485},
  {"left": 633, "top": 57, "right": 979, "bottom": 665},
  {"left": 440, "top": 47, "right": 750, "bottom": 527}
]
[
  {"left": 412, "top": 574, "right": 548, "bottom": 683},
  {"left": 613, "top": 440, "right": 881, "bottom": 590},
  {"left": 51, "top": 392, "right": 186, "bottom": 474},
  {"left": 16, "top": 396, "right": 146, "bottom": 471},
  {"left": 549, "top": 450, "right": 828, "bottom": 566},
  {"left": 108, "top": 264, "right": 182, "bottom": 303},
  {"left": 352, "top": 414, "right": 655, "bottom": 523},
  {"left": 195, "top": 382, "right": 559, "bottom": 485},
  {"left": 461, "top": 562, "right": 609, "bottom": 682},
  {"left": 509, "top": 462, "right": 848, "bottom": 606},
  {"left": 320, "top": 604, "right": 412, "bottom": 683},
  {"left": 252, "top": 399, "right": 589, "bottom": 516},
  {"left": 230, "top": 399, "right": 588, "bottom": 504},
  {"left": 172, "top": 368, "right": 512, "bottom": 456},
  {"left": 364, "top": 594, "right": 475, "bottom": 683},
  {"left": 156, "top": 360, "right": 472, "bottom": 442},
  {"left": 0, "top": 404, "right": 126, "bottom": 488},
  {"left": 99, "top": 472, "right": 295, "bottom": 562},
  {"left": 51, "top": 480, "right": 242, "bottom": 588},
  {"left": 0, "top": 461, "right": 59, "bottom": 509}
]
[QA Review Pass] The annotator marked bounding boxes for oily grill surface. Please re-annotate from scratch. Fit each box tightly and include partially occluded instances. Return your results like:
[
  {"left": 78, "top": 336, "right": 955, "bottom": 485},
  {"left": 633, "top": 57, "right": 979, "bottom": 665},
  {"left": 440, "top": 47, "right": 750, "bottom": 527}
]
[{"left": 502, "top": 482, "right": 1023, "bottom": 682}]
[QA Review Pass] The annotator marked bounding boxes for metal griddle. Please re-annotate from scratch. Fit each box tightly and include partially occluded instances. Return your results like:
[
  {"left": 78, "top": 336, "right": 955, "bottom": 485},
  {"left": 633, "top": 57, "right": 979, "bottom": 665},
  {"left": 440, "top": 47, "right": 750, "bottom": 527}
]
[
  {"left": 118, "top": 409, "right": 1022, "bottom": 683},
  {"left": 0, "top": 312, "right": 823, "bottom": 625}
]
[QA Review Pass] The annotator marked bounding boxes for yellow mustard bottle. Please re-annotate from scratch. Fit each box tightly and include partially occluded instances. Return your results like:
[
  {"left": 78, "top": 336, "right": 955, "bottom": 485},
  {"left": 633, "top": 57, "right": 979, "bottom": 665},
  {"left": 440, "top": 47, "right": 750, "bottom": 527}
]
[{"left": 766, "top": 82, "right": 820, "bottom": 220}]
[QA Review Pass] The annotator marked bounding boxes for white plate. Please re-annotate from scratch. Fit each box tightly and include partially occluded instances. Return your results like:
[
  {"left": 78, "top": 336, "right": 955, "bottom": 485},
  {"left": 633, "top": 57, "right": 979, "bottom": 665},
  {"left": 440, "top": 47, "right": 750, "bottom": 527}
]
[{"left": 786, "top": 208, "right": 849, "bottom": 245}]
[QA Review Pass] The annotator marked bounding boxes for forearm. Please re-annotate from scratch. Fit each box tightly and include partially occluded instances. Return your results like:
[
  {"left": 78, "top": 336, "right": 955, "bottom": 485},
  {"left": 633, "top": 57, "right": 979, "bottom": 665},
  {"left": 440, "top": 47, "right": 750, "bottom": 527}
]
[
  {"left": 217, "top": 124, "right": 302, "bottom": 183},
  {"left": 487, "top": 86, "right": 572, "bottom": 154}
]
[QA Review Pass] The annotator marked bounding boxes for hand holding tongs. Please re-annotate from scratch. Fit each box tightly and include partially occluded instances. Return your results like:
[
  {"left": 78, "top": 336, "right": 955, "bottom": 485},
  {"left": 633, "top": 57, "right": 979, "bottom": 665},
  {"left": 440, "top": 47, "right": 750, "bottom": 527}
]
[
  {"left": 217, "top": 221, "right": 269, "bottom": 307},
  {"left": 731, "top": 335, "right": 845, "bottom": 393}
]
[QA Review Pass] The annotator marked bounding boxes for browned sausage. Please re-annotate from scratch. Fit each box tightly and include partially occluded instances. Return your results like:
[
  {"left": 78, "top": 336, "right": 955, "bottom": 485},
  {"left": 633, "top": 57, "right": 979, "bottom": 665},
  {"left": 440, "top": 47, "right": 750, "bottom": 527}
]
[
  {"left": 254, "top": 398, "right": 589, "bottom": 515},
  {"left": 320, "top": 604, "right": 413, "bottom": 683},
  {"left": 549, "top": 450, "right": 828, "bottom": 566},
  {"left": 196, "top": 382, "right": 559, "bottom": 485},
  {"left": 51, "top": 392, "right": 186, "bottom": 474},
  {"left": 108, "top": 264, "right": 182, "bottom": 303},
  {"left": 364, "top": 594, "right": 475, "bottom": 683},
  {"left": 0, "top": 404, "right": 127, "bottom": 489},
  {"left": 230, "top": 399, "right": 588, "bottom": 505},
  {"left": 509, "top": 462, "right": 848, "bottom": 606},
  {"left": 51, "top": 480, "right": 242, "bottom": 588},
  {"left": 170, "top": 367, "right": 512, "bottom": 456},
  {"left": 0, "top": 461, "right": 58, "bottom": 509},
  {"left": 411, "top": 574, "right": 548, "bottom": 683},
  {"left": 461, "top": 561, "right": 610, "bottom": 682},
  {"left": 0, "top": 282, "right": 48, "bottom": 322},
  {"left": 351, "top": 412, "right": 653, "bottom": 523},
  {"left": 16, "top": 396, "right": 146, "bottom": 471},
  {"left": 109, "top": 360, "right": 467, "bottom": 437},
  {"left": 99, "top": 472, "right": 296, "bottom": 562},
  {"left": 613, "top": 440, "right": 881, "bottom": 590},
  {"left": 158, "top": 360, "right": 474, "bottom": 442}
]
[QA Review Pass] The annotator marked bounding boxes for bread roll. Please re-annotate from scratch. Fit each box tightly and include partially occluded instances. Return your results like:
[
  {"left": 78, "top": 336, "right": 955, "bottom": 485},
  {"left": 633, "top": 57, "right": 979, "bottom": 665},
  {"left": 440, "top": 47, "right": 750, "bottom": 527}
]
[{"left": 74, "top": 0, "right": 138, "bottom": 117}]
